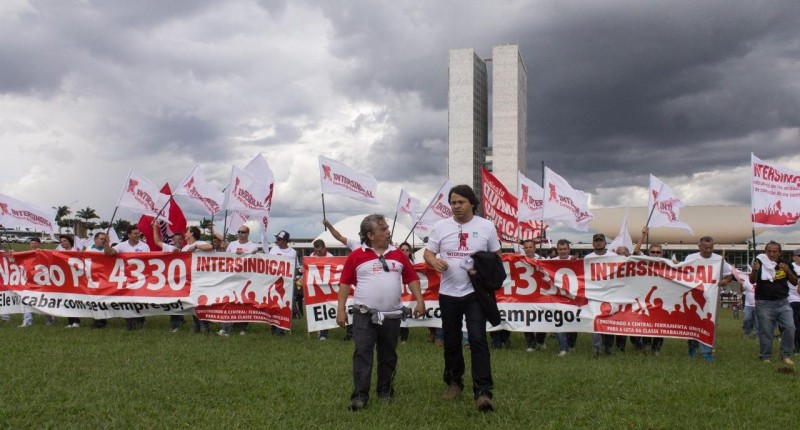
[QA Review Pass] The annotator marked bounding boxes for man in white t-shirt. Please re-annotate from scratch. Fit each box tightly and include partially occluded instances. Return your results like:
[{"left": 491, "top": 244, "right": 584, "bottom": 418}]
[
  {"left": 424, "top": 185, "right": 501, "bottom": 413},
  {"left": 268, "top": 230, "right": 296, "bottom": 335},
  {"left": 684, "top": 235, "right": 732, "bottom": 362},
  {"left": 312, "top": 239, "right": 335, "bottom": 340},
  {"left": 226, "top": 225, "right": 259, "bottom": 255},
  {"left": 585, "top": 233, "right": 618, "bottom": 356},
  {"left": 104, "top": 226, "right": 151, "bottom": 330},
  {"left": 323, "top": 219, "right": 361, "bottom": 251}
]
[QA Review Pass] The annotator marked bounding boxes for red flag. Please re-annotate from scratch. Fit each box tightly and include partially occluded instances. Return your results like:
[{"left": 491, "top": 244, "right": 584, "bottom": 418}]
[
  {"left": 690, "top": 283, "right": 707, "bottom": 310},
  {"left": 481, "top": 167, "right": 546, "bottom": 243},
  {"left": 137, "top": 184, "right": 187, "bottom": 251}
]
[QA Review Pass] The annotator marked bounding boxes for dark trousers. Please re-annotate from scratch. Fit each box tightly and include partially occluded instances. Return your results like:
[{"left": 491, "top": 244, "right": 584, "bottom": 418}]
[
  {"left": 791, "top": 302, "right": 800, "bottom": 353},
  {"left": 440, "top": 293, "right": 493, "bottom": 399},
  {"left": 524, "top": 332, "right": 547, "bottom": 348},
  {"left": 351, "top": 312, "right": 400, "bottom": 402}
]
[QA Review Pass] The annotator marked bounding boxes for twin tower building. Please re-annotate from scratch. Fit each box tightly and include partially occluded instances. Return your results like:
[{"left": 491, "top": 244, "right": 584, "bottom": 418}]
[{"left": 448, "top": 44, "right": 527, "bottom": 204}]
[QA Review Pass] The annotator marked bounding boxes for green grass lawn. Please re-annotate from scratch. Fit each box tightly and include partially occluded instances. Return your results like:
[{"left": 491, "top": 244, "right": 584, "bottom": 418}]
[{"left": 1, "top": 309, "right": 797, "bottom": 429}]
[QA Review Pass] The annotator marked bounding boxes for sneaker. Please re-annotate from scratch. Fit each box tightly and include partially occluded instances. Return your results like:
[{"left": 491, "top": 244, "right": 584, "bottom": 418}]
[
  {"left": 763, "top": 359, "right": 771, "bottom": 363},
  {"left": 239, "top": 331, "right": 247, "bottom": 336},
  {"left": 525, "top": 347, "right": 535, "bottom": 353},
  {"left": 782, "top": 357, "right": 795, "bottom": 366},
  {"left": 217, "top": 330, "right": 229, "bottom": 337},
  {"left": 319, "top": 336, "right": 328, "bottom": 341},
  {"left": 171, "top": 328, "right": 180, "bottom": 333},
  {"left": 18, "top": 323, "right": 31, "bottom": 328},
  {"left": 348, "top": 398, "right": 366, "bottom": 411},
  {"left": 476, "top": 395, "right": 494, "bottom": 412},
  {"left": 538, "top": 343, "right": 547, "bottom": 351},
  {"left": 442, "top": 384, "right": 462, "bottom": 401},
  {"left": 558, "top": 351, "right": 567, "bottom": 357}
]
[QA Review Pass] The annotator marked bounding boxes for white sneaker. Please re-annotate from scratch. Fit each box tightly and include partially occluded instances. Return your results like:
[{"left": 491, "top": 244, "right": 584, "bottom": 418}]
[
  {"left": 239, "top": 331, "right": 247, "bottom": 336},
  {"left": 217, "top": 330, "right": 229, "bottom": 337},
  {"left": 525, "top": 347, "right": 535, "bottom": 352},
  {"left": 171, "top": 328, "right": 180, "bottom": 333},
  {"left": 538, "top": 344, "right": 547, "bottom": 351},
  {"left": 319, "top": 336, "right": 328, "bottom": 341},
  {"left": 18, "top": 323, "right": 31, "bottom": 328},
  {"left": 558, "top": 351, "right": 567, "bottom": 357}
]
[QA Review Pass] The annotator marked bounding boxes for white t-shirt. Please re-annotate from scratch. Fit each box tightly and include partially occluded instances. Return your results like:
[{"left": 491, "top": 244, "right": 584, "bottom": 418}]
[
  {"left": 226, "top": 240, "right": 259, "bottom": 254},
  {"left": 584, "top": 250, "right": 617, "bottom": 259},
  {"left": 742, "top": 280, "right": 756, "bottom": 307},
  {"left": 182, "top": 241, "right": 211, "bottom": 253},
  {"left": 684, "top": 252, "right": 733, "bottom": 277},
  {"left": 269, "top": 245, "right": 297, "bottom": 261},
  {"left": 113, "top": 240, "right": 151, "bottom": 253},
  {"left": 789, "top": 263, "right": 800, "bottom": 303},
  {"left": 426, "top": 216, "right": 500, "bottom": 297},
  {"left": 346, "top": 237, "right": 360, "bottom": 251}
]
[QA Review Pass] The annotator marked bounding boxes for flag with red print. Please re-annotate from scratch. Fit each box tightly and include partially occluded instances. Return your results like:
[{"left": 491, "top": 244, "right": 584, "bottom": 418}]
[
  {"left": 242, "top": 154, "right": 276, "bottom": 251},
  {"left": 415, "top": 179, "right": 453, "bottom": 236},
  {"left": 116, "top": 169, "right": 171, "bottom": 221},
  {"left": 0, "top": 194, "right": 57, "bottom": 233},
  {"left": 174, "top": 165, "right": 224, "bottom": 215},
  {"left": 517, "top": 171, "right": 544, "bottom": 223},
  {"left": 648, "top": 175, "right": 693, "bottom": 234},
  {"left": 397, "top": 189, "right": 419, "bottom": 217},
  {"left": 751, "top": 153, "right": 800, "bottom": 227},
  {"left": 223, "top": 165, "right": 271, "bottom": 217},
  {"left": 608, "top": 208, "right": 633, "bottom": 254},
  {"left": 542, "top": 167, "right": 593, "bottom": 231},
  {"left": 318, "top": 155, "right": 379, "bottom": 205},
  {"left": 137, "top": 183, "right": 187, "bottom": 252}
]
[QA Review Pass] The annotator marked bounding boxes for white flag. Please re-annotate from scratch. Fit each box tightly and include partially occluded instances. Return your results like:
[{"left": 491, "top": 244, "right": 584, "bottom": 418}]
[
  {"left": 542, "top": 167, "right": 593, "bottom": 231},
  {"left": 0, "top": 194, "right": 57, "bottom": 233},
  {"left": 648, "top": 174, "right": 693, "bottom": 234},
  {"left": 415, "top": 180, "right": 453, "bottom": 235},
  {"left": 517, "top": 171, "right": 544, "bottom": 223},
  {"left": 222, "top": 165, "right": 271, "bottom": 217},
  {"left": 115, "top": 169, "right": 171, "bottom": 221},
  {"left": 319, "top": 155, "right": 379, "bottom": 205},
  {"left": 751, "top": 153, "right": 800, "bottom": 227},
  {"left": 608, "top": 207, "right": 633, "bottom": 255},
  {"left": 397, "top": 189, "right": 420, "bottom": 216},
  {"left": 243, "top": 154, "right": 276, "bottom": 251},
  {"left": 174, "top": 165, "right": 224, "bottom": 215},
  {"left": 224, "top": 211, "right": 250, "bottom": 237}
]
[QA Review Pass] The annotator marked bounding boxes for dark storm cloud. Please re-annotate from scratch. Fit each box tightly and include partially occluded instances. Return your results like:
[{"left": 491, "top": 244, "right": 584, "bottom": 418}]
[{"left": 318, "top": 0, "right": 800, "bottom": 202}]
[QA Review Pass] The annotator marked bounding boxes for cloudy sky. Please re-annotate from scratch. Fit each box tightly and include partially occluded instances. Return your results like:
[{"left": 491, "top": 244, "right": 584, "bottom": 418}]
[{"left": 1, "top": 0, "right": 799, "bottom": 243}]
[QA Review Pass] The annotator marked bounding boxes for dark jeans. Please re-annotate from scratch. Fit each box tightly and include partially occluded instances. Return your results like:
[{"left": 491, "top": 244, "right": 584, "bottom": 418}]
[
  {"left": 170, "top": 315, "right": 184, "bottom": 330},
  {"left": 440, "top": 293, "right": 493, "bottom": 399},
  {"left": 791, "top": 302, "right": 800, "bottom": 353},
  {"left": 524, "top": 332, "right": 546, "bottom": 348},
  {"left": 351, "top": 312, "right": 400, "bottom": 402}
]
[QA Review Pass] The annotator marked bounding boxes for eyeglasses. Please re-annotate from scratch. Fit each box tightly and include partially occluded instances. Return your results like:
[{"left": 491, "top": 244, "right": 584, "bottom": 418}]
[{"left": 378, "top": 255, "right": 389, "bottom": 272}]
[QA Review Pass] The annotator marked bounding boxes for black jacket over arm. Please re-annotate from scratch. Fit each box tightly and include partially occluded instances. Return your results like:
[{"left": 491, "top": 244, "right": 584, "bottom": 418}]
[{"left": 468, "top": 251, "right": 507, "bottom": 327}]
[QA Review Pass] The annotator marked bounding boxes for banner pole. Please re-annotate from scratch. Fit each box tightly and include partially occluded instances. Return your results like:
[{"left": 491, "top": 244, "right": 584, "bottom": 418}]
[
  {"left": 106, "top": 206, "right": 120, "bottom": 235},
  {"left": 390, "top": 191, "right": 401, "bottom": 243},
  {"left": 153, "top": 194, "right": 171, "bottom": 222},
  {"left": 539, "top": 160, "right": 545, "bottom": 254}
]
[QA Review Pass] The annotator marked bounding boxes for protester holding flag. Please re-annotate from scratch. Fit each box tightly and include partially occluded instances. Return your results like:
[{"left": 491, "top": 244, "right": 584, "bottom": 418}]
[
  {"left": 749, "top": 241, "right": 797, "bottom": 365},
  {"left": 424, "top": 185, "right": 501, "bottom": 413},
  {"left": 684, "top": 236, "right": 733, "bottom": 362}
]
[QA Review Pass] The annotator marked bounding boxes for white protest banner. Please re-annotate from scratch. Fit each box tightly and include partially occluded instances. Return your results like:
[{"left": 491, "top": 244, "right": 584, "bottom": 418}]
[
  {"left": 0, "top": 251, "right": 294, "bottom": 329},
  {"left": 301, "top": 254, "right": 720, "bottom": 346},
  {"left": 174, "top": 165, "right": 224, "bottom": 215},
  {"left": 751, "top": 153, "right": 800, "bottom": 227},
  {"left": 0, "top": 194, "right": 57, "bottom": 233},
  {"left": 648, "top": 175, "right": 693, "bottom": 234},
  {"left": 608, "top": 208, "right": 633, "bottom": 254},
  {"left": 318, "top": 155, "right": 379, "bottom": 205},
  {"left": 542, "top": 167, "right": 593, "bottom": 231},
  {"left": 116, "top": 169, "right": 171, "bottom": 220}
]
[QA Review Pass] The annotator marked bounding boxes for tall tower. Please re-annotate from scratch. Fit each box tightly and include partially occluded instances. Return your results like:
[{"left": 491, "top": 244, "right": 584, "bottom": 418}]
[
  {"left": 491, "top": 45, "right": 527, "bottom": 194},
  {"left": 448, "top": 49, "right": 488, "bottom": 202}
]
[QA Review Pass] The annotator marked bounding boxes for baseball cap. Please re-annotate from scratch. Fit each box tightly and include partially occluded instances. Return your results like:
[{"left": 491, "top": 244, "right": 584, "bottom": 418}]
[
  {"left": 592, "top": 233, "right": 606, "bottom": 242},
  {"left": 793, "top": 248, "right": 800, "bottom": 257},
  {"left": 275, "top": 230, "right": 290, "bottom": 241}
]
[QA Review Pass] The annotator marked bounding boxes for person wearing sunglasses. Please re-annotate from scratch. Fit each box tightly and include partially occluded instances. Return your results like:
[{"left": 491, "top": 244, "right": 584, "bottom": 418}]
[
  {"left": 336, "top": 214, "right": 424, "bottom": 411},
  {"left": 226, "top": 225, "right": 258, "bottom": 255},
  {"left": 423, "top": 184, "right": 501, "bottom": 413}
]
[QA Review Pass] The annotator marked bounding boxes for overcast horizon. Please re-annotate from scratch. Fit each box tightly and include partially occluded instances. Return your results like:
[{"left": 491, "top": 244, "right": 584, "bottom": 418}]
[{"left": 2, "top": 0, "right": 799, "bottom": 244}]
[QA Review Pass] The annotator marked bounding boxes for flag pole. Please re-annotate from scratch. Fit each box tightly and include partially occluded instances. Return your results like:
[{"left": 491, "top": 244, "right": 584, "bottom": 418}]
[
  {"left": 539, "top": 160, "right": 545, "bottom": 254},
  {"left": 106, "top": 206, "right": 120, "bottom": 236},
  {"left": 644, "top": 182, "right": 665, "bottom": 249},
  {"left": 321, "top": 193, "right": 327, "bottom": 231},
  {"left": 390, "top": 192, "right": 402, "bottom": 243}
]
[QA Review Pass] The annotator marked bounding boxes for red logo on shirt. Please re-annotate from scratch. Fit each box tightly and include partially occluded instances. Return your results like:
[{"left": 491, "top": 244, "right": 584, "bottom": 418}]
[{"left": 458, "top": 232, "right": 469, "bottom": 251}]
